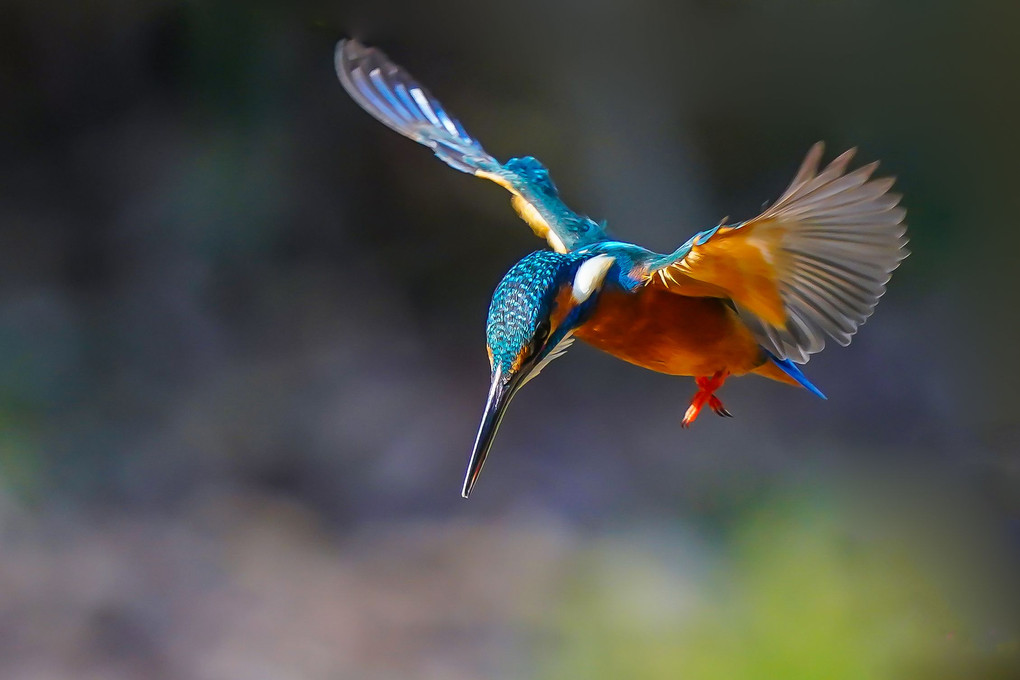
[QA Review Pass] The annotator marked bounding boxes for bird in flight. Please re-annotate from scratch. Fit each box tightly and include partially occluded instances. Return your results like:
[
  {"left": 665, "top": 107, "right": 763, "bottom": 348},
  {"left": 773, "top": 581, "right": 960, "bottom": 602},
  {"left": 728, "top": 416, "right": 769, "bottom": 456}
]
[{"left": 334, "top": 39, "right": 909, "bottom": 498}]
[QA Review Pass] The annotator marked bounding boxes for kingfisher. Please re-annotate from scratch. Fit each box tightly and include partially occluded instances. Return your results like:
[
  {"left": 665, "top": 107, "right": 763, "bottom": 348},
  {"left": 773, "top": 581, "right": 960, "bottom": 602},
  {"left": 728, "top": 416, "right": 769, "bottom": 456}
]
[{"left": 335, "top": 40, "right": 909, "bottom": 498}]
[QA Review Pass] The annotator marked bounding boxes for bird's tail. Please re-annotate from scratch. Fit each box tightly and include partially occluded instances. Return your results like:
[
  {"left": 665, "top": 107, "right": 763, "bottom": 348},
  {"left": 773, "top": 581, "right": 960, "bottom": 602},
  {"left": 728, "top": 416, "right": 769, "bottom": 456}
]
[
  {"left": 335, "top": 39, "right": 500, "bottom": 175},
  {"left": 756, "top": 350, "right": 827, "bottom": 399}
]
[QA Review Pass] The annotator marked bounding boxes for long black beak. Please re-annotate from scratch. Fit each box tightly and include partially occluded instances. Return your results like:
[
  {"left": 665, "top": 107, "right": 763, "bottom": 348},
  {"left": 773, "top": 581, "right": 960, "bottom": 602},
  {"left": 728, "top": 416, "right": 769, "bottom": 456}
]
[{"left": 462, "top": 367, "right": 518, "bottom": 498}]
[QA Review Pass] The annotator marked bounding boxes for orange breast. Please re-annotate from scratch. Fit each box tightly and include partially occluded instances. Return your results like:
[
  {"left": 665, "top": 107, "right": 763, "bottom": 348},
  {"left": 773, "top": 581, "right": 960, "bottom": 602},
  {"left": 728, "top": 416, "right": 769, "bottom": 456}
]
[{"left": 575, "top": 286, "right": 765, "bottom": 377}]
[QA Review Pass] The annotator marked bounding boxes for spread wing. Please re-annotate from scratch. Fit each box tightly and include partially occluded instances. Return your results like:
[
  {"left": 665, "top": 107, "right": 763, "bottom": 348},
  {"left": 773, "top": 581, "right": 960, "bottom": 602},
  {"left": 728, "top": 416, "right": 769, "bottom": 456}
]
[
  {"left": 335, "top": 40, "right": 608, "bottom": 252},
  {"left": 642, "top": 143, "right": 909, "bottom": 362}
]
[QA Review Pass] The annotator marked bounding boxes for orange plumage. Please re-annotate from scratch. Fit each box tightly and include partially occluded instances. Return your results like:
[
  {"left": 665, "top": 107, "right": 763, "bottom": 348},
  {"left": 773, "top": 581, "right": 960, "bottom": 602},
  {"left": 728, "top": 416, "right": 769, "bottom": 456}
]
[{"left": 576, "top": 286, "right": 766, "bottom": 378}]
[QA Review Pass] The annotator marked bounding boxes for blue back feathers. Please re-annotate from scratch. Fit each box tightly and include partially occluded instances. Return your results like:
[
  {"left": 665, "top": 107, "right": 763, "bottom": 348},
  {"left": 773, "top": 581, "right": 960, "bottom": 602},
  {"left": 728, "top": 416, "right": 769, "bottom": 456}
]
[{"left": 486, "top": 251, "right": 580, "bottom": 372}]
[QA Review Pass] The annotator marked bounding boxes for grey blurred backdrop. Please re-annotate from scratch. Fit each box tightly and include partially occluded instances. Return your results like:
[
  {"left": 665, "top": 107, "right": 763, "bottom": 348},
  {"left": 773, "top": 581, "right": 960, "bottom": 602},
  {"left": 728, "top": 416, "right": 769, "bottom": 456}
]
[{"left": 1, "top": 1, "right": 1019, "bottom": 678}]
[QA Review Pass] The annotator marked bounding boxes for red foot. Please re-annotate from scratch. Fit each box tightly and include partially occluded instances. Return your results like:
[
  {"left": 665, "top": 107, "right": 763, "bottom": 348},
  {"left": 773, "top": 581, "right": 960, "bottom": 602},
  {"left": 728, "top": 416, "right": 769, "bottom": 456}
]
[{"left": 681, "top": 370, "right": 731, "bottom": 428}]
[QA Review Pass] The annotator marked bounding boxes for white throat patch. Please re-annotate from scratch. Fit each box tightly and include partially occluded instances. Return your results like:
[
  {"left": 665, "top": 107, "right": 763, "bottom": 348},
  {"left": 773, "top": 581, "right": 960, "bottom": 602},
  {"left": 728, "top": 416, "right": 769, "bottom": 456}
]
[{"left": 571, "top": 255, "right": 616, "bottom": 304}]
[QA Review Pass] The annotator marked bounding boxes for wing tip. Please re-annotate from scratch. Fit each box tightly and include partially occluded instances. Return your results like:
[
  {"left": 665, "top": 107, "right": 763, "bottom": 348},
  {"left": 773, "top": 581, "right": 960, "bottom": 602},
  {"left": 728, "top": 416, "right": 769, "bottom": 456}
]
[
  {"left": 334, "top": 37, "right": 362, "bottom": 71},
  {"left": 742, "top": 143, "right": 910, "bottom": 363},
  {"left": 335, "top": 38, "right": 373, "bottom": 93}
]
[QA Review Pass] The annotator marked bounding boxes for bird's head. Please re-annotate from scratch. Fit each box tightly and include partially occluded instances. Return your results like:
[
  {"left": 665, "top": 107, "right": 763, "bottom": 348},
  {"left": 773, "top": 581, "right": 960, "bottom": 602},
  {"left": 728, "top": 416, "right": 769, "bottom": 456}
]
[{"left": 463, "top": 250, "right": 616, "bottom": 497}]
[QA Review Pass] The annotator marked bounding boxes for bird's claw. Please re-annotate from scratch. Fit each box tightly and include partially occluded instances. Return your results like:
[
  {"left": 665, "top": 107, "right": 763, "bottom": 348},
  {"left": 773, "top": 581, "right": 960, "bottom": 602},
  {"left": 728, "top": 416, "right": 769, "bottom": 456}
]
[
  {"left": 709, "top": 395, "right": 732, "bottom": 418},
  {"left": 681, "top": 404, "right": 698, "bottom": 428},
  {"left": 681, "top": 370, "right": 731, "bottom": 428}
]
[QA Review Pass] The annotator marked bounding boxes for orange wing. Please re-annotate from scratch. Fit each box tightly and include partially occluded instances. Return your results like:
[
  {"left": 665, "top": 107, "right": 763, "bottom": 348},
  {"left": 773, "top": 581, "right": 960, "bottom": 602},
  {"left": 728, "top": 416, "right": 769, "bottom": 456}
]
[{"left": 644, "top": 143, "right": 909, "bottom": 362}]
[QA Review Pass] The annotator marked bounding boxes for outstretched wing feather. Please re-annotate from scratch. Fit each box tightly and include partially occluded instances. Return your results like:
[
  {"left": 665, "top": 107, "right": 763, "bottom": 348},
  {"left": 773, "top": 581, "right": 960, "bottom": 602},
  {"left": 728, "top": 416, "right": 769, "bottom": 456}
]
[
  {"left": 644, "top": 143, "right": 908, "bottom": 362},
  {"left": 337, "top": 40, "right": 607, "bottom": 252},
  {"left": 335, "top": 39, "right": 499, "bottom": 175}
]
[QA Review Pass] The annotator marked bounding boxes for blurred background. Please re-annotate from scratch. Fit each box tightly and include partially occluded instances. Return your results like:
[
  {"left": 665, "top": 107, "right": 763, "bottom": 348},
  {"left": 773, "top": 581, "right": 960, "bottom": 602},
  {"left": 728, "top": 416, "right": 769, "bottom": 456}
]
[{"left": 2, "top": 1, "right": 1019, "bottom": 678}]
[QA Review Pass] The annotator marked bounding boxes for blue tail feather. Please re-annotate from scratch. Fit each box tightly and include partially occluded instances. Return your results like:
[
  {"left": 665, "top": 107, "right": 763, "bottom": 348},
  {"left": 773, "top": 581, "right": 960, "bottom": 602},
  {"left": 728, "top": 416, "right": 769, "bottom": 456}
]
[{"left": 765, "top": 350, "right": 827, "bottom": 400}]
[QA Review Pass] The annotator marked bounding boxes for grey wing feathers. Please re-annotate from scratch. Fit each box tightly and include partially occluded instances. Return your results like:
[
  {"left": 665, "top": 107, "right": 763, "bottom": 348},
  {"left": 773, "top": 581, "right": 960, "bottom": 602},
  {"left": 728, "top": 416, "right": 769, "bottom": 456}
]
[
  {"left": 742, "top": 143, "right": 909, "bottom": 363},
  {"left": 335, "top": 39, "right": 499, "bottom": 175}
]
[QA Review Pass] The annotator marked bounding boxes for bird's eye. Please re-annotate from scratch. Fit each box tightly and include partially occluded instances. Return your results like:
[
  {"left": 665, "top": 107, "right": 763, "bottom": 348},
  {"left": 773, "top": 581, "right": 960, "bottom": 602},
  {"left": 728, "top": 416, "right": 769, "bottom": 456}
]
[{"left": 533, "top": 320, "right": 551, "bottom": 349}]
